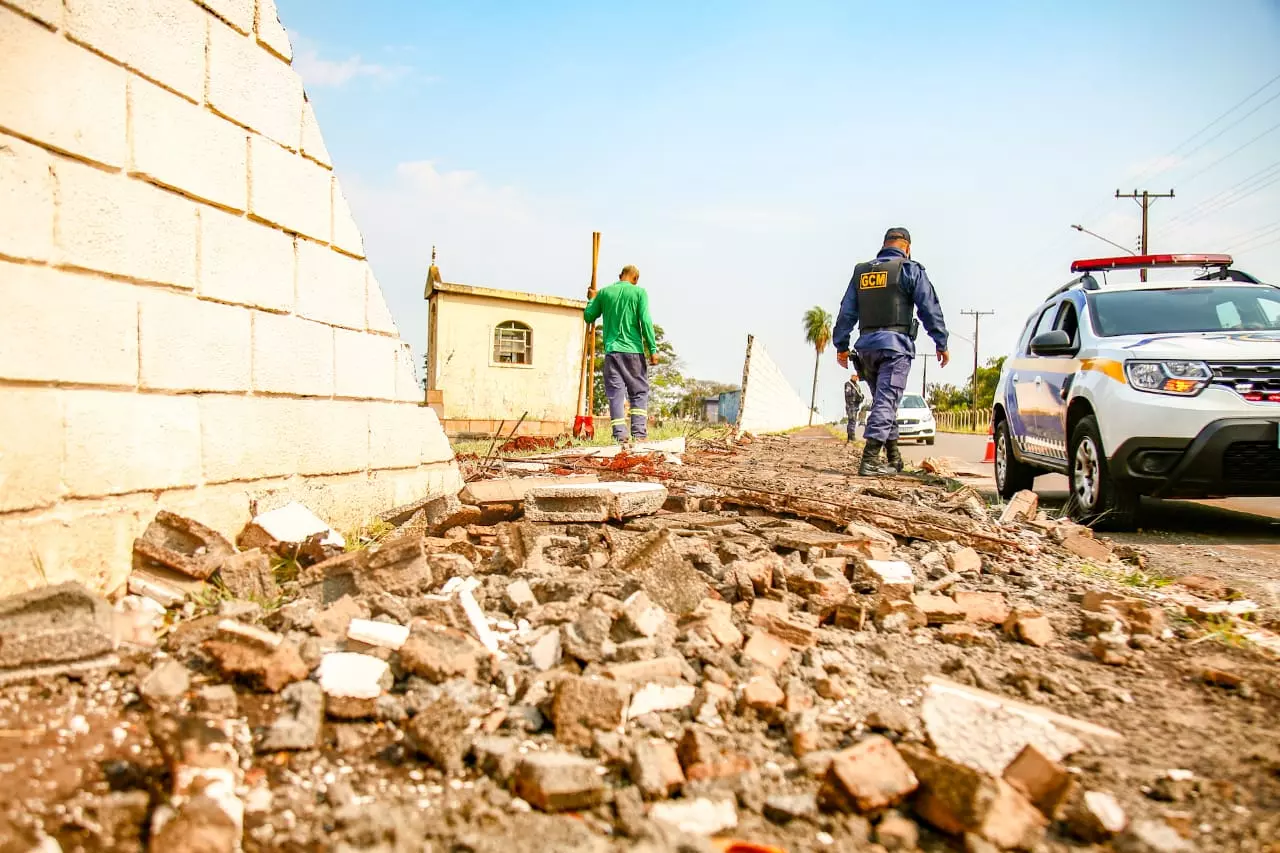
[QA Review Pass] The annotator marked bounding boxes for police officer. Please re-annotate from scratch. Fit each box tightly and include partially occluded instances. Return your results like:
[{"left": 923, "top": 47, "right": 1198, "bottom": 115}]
[
  {"left": 843, "top": 372, "right": 865, "bottom": 442},
  {"left": 833, "top": 227, "right": 950, "bottom": 476}
]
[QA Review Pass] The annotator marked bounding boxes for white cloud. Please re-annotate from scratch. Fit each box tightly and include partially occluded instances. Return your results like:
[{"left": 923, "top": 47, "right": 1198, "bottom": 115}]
[
  {"left": 395, "top": 161, "right": 530, "bottom": 221},
  {"left": 290, "top": 33, "right": 411, "bottom": 88}
]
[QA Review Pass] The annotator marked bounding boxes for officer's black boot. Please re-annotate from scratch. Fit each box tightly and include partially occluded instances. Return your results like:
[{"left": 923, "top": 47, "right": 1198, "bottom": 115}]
[
  {"left": 885, "top": 439, "right": 904, "bottom": 472},
  {"left": 858, "top": 439, "right": 897, "bottom": 477}
]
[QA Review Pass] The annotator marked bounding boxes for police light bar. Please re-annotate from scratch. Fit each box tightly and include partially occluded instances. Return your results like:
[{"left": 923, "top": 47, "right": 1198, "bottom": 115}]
[{"left": 1070, "top": 254, "right": 1233, "bottom": 273}]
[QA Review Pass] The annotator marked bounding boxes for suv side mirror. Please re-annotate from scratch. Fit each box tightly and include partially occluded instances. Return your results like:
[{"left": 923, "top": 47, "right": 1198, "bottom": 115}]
[{"left": 1030, "top": 329, "right": 1076, "bottom": 356}]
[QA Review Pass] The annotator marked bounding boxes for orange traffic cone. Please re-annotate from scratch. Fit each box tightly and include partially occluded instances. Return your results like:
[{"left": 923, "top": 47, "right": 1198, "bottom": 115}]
[{"left": 982, "top": 421, "right": 996, "bottom": 464}]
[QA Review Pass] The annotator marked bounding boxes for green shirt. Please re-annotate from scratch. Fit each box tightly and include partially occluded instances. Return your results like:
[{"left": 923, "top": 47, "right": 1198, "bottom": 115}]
[{"left": 584, "top": 280, "right": 657, "bottom": 355}]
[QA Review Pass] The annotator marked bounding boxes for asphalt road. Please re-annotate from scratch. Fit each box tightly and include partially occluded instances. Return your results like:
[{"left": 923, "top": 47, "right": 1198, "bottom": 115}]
[{"left": 899, "top": 431, "right": 1280, "bottom": 531}]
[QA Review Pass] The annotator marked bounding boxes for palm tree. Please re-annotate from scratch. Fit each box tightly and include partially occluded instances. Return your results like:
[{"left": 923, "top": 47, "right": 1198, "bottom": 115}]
[{"left": 802, "top": 306, "right": 833, "bottom": 426}]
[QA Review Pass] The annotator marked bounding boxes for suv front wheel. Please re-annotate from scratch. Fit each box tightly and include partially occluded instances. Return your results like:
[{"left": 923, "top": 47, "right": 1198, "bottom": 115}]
[
  {"left": 994, "top": 419, "right": 1036, "bottom": 498},
  {"left": 1068, "top": 415, "right": 1138, "bottom": 530}
]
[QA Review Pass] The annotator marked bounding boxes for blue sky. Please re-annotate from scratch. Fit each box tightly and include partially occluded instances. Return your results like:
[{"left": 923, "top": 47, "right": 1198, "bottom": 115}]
[{"left": 278, "top": 0, "right": 1280, "bottom": 419}]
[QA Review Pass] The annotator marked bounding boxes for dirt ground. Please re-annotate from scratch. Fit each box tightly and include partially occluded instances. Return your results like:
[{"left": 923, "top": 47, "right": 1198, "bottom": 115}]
[{"left": 1, "top": 431, "right": 1277, "bottom": 853}]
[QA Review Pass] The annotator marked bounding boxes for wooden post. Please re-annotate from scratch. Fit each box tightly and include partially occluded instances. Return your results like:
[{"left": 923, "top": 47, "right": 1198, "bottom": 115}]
[{"left": 584, "top": 232, "right": 600, "bottom": 417}]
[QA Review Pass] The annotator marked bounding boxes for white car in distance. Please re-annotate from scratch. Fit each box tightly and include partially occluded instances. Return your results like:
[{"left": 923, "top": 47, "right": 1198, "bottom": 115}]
[{"left": 895, "top": 394, "right": 936, "bottom": 445}]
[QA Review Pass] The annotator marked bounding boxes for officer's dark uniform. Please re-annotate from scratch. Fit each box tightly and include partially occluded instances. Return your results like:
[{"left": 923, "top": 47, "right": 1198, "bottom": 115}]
[
  {"left": 833, "top": 227, "right": 949, "bottom": 475},
  {"left": 844, "top": 377, "right": 865, "bottom": 441}
]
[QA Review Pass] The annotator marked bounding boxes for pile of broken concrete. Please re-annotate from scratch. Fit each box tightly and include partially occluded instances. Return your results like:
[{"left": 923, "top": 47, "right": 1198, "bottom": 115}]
[{"left": 0, "top": 435, "right": 1270, "bottom": 852}]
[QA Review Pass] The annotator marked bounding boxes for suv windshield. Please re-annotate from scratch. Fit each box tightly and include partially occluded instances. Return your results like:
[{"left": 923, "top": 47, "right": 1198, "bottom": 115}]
[
  {"left": 1089, "top": 285, "right": 1280, "bottom": 337},
  {"left": 900, "top": 395, "right": 928, "bottom": 409}
]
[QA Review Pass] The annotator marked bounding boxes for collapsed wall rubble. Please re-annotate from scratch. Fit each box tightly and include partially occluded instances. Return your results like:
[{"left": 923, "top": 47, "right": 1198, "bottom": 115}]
[{"left": 0, "top": 433, "right": 1274, "bottom": 851}]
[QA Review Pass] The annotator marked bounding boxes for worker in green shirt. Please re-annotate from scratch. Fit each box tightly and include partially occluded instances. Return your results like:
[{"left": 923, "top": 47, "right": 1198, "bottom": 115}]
[{"left": 584, "top": 265, "right": 658, "bottom": 442}]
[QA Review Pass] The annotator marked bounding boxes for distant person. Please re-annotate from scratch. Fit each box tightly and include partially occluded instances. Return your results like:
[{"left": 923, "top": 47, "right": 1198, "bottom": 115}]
[
  {"left": 844, "top": 372, "right": 866, "bottom": 442},
  {"left": 584, "top": 265, "right": 658, "bottom": 442},
  {"left": 833, "top": 227, "right": 950, "bottom": 476}
]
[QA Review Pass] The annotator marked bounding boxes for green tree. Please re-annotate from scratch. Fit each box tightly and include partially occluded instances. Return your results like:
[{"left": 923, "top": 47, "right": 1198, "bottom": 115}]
[
  {"left": 927, "top": 382, "right": 969, "bottom": 411},
  {"left": 671, "top": 379, "right": 739, "bottom": 420},
  {"left": 802, "top": 307, "right": 833, "bottom": 426},
  {"left": 972, "top": 356, "right": 1006, "bottom": 411}
]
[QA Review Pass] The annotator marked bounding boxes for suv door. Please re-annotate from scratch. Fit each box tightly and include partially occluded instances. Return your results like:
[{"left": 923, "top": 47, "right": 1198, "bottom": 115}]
[
  {"left": 1012, "top": 301, "right": 1061, "bottom": 456},
  {"left": 1036, "top": 298, "right": 1083, "bottom": 462}
]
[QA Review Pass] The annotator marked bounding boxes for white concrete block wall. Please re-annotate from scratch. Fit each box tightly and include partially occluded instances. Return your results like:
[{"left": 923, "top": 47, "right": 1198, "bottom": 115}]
[
  {"left": 0, "top": 0, "right": 461, "bottom": 598},
  {"left": 737, "top": 335, "right": 816, "bottom": 434}
]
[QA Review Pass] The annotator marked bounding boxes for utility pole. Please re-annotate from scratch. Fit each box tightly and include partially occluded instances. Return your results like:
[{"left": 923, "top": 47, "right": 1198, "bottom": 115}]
[
  {"left": 1115, "top": 188, "right": 1174, "bottom": 281},
  {"left": 960, "top": 310, "right": 994, "bottom": 423}
]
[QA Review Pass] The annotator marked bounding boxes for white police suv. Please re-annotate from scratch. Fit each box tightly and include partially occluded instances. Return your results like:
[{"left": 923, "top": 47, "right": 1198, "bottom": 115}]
[{"left": 992, "top": 253, "right": 1280, "bottom": 529}]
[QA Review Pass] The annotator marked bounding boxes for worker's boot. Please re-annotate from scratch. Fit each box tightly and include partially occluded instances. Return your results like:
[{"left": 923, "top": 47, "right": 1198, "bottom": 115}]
[
  {"left": 858, "top": 439, "right": 897, "bottom": 477},
  {"left": 884, "top": 439, "right": 904, "bottom": 472}
]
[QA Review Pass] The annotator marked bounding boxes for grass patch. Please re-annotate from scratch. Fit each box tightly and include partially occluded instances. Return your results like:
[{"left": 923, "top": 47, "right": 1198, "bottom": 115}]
[
  {"left": 271, "top": 552, "right": 302, "bottom": 585},
  {"left": 1196, "top": 616, "right": 1248, "bottom": 649},
  {"left": 1079, "top": 562, "right": 1173, "bottom": 589},
  {"left": 451, "top": 421, "right": 725, "bottom": 459},
  {"left": 344, "top": 518, "right": 395, "bottom": 553}
]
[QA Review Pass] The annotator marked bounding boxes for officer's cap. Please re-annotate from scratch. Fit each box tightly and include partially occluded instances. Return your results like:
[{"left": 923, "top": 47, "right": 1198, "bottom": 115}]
[{"left": 883, "top": 227, "right": 911, "bottom": 243}]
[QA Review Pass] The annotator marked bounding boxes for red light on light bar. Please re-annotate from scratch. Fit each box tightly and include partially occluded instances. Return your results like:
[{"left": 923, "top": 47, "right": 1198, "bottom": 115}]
[
  {"left": 1244, "top": 392, "right": 1263, "bottom": 402},
  {"left": 1070, "top": 253, "right": 1233, "bottom": 273},
  {"left": 1269, "top": 394, "right": 1280, "bottom": 403}
]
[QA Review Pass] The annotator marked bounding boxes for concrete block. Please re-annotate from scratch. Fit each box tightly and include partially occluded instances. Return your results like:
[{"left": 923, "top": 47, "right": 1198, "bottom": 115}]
[
  {"left": 525, "top": 482, "right": 669, "bottom": 522},
  {"left": 0, "top": 388, "right": 63, "bottom": 512},
  {"left": 334, "top": 328, "right": 397, "bottom": 400},
  {"left": 56, "top": 160, "right": 198, "bottom": 288},
  {"left": 64, "top": 391, "right": 201, "bottom": 497},
  {"left": 198, "top": 207, "right": 295, "bottom": 311},
  {"left": 241, "top": 500, "right": 343, "bottom": 548},
  {"left": 552, "top": 675, "right": 630, "bottom": 747},
  {"left": 254, "top": 0, "right": 292, "bottom": 60},
  {"left": 366, "top": 269, "right": 400, "bottom": 335},
  {"left": 331, "top": 179, "right": 365, "bottom": 257},
  {"left": 1000, "top": 490, "right": 1039, "bottom": 524},
  {"left": 398, "top": 624, "right": 488, "bottom": 683},
  {"left": 300, "top": 99, "right": 332, "bottom": 167},
  {"left": 259, "top": 680, "right": 322, "bottom": 751},
  {"left": 128, "top": 77, "right": 247, "bottom": 210},
  {"left": 0, "top": 499, "right": 144, "bottom": 598},
  {"left": 248, "top": 136, "right": 329, "bottom": 240},
  {"left": 199, "top": 395, "right": 298, "bottom": 482},
  {"left": 216, "top": 549, "right": 277, "bottom": 600},
  {"left": 0, "top": 582, "right": 116, "bottom": 672},
  {"left": 419, "top": 405, "right": 455, "bottom": 465},
  {"left": 650, "top": 798, "right": 738, "bottom": 836},
  {"left": 292, "top": 399, "right": 368, "bottom": 476},
  {"left": 139, "top": 291, "right": 251, "bottom": 392},
  {"left": 316, "top": 651, "right": 389, "bottom": 701},
  {"left": 251, "top": 312, "right": 334, "bottom": 397},
  {"left": 4, "top": 0, "right": 61, "bottom": 26},
  {"left": 295, "top": 239, "right": 367, "bottom": 328},
  {"left": 0, "top": 133, "right": 55, "bottom": 262},
  {"left": 393, "top": 341, "right": 422, "bottom": 403},
  {"left": 368, "top": 403, "right": 426, "bottom": 471},
  {"left": 0, "top": 7, "right": 127, "bottom": 167},
  {"left": 204, "top": 633, "right": 308, "bottom": 692},
  {"left": 198, "top": 0, "right": 254, "bottom": 34},
  {"left": 207, "top": 18, "right": 303, "bottom": 148},
  {"left": 65, "top": 0, "right": 206, "bottom": 99}
]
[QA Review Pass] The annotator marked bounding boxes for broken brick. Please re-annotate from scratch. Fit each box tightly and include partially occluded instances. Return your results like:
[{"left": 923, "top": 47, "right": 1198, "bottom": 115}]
[
  {"left": 875, "top": 598, "right": 927, "bottom": 633},
  {"left": 683, "top": 598, "right": 744, "bottom": 649},
  {"left": 406, "top": 695, "right": 472, "bottom": 774},
  {"left": 1003, "top": 607, "right": 1054, "bottom": 647},
  {"left": 628, "top": 683, "right": 695, "bottom": 718},
  {"left": 947, "top": 547, "right": 984, "bottom": 574},
  {"left": 1003, "top": 744, "right": 1076, "bottom": 819},
  {"left": 502, "top": 579, "right": 538, "bottom": 616},
  {"left": 856, "top": 560, "right": 915, "bottom": 600},
  {"left": 912, "top": 594, "right": 966, "bottom": 625},
  {"left": 203, "top": 635, "right": 308, "bottom": 693},
  {"left": 741, "top": 631, "right": 792, "bottom": 671},
  {"left": 513, "top": 752, "right": 608, "bottom": 813},
  {"left": 1061, "top": 533, "right": 1114, "bottom": 562},
  {"left": 552, "top": 676, "right": 630, "bottom": 747},
  {"left": 631, "top": 738, "right": 685, "bottom": 800},
  {"left": 214, "top": 549, "right": 278, "bottom": 601},
  {"left": 739, "top": 554, "right": 779, "bottom": 596},
  {"left": 939, "top": 623, "right": 995, "bottom": 648},
  {"left": 398, "top": 625, "right": 489, "bottom": 683},
  {"left": 604, "top": 656, "right": 685, "bottom": 684},
  {"left": 619, "top": 590, "right": 667, "bottom": 639},
  {"left": 841, "top": 523, "right": 898, "bottom": 561},
  {"left": 133, "top": 511, "right": 236, "bottom": 581},
  {"left": 609, "top": 529, "right": 707, "bottom": 616},
  {"left": 999, "top": 491, "right": 1038, "bottom": 525},
  {"left": 740, "top": 673, "right": 785, "bottom": 714},
  {"left": 899, "top": 744, "right": 1047, "bottom": 850},
  {"left": 954, "top": 591, "right": 1009, "bottom": 625},
  {"left": 678, "top": 727, "right": 754, "bottom": 782},
  {"left": 818, "top": 735, "right": 919, "bottom": 814},
  {"left": 1066, "top": 790, "right": 1129, "bottom": 841},
  {"left": 875, "top": 811, "right": 920, "bottom": 851}
]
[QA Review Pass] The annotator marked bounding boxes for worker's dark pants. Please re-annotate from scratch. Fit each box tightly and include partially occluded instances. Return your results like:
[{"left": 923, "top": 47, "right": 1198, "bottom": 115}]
[
  {"left": 846, "top": 408, "right": 862, "bottom": 441},
  {"left": 604, "top": 352, "right": 649, "bottom": 440},
  {"left": 858, "top": 349, "right": 912, "bottom": 442}
]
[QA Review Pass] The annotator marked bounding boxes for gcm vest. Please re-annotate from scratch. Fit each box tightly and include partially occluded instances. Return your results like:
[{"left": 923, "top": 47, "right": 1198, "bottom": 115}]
[{"left": 853, "top": 257, "right": 913, "bottom": 335}]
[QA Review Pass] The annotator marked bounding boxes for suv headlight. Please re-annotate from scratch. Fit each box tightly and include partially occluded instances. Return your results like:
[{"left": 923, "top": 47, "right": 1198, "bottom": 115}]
[{"left": 1124, "top": 360, "right": 1212, "bottom": 396}]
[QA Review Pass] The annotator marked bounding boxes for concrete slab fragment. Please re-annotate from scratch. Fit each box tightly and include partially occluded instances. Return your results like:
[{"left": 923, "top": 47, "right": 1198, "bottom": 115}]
[
  {"left": 0, "top": 583, "right": 116, "bottom": 671},
  {"left": 525, "top": 482, "right": 669, "bottom": 522}
]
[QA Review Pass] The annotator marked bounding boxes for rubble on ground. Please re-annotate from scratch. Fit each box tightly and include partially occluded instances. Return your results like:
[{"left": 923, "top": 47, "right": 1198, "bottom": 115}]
[{"left": 0, "top": 432, "right": 1276, "bottom": 852}]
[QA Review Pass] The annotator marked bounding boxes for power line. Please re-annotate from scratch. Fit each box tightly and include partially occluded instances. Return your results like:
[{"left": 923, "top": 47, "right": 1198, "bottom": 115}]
[
  {"left": 1233, "top": 231, "right": 1280, "bottom": 256},
  {"left": 1115, "top": 189, "right": 1175, "bottom": 278},
  {"left": 1176, "top": 118, "right": 1280, "bottom": 187},
  {"left": 1174, "top": 173, "right": 1280, "bottom": 233},
  {"left": 1070, "top": 71, "right": 1280, "bottom": 231},
  {"left": 1157, "top": 87, "right": 1280, "bottom": 175},
  {"left": 1226, "top": 220, "right": 1280, "bottom": 252},
  {"left": 1126, "top": 69, "right": 1280, "bottom": 187},
  {"left": 1165, "top": 159, "right": 1280, "bottom": 228}
]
